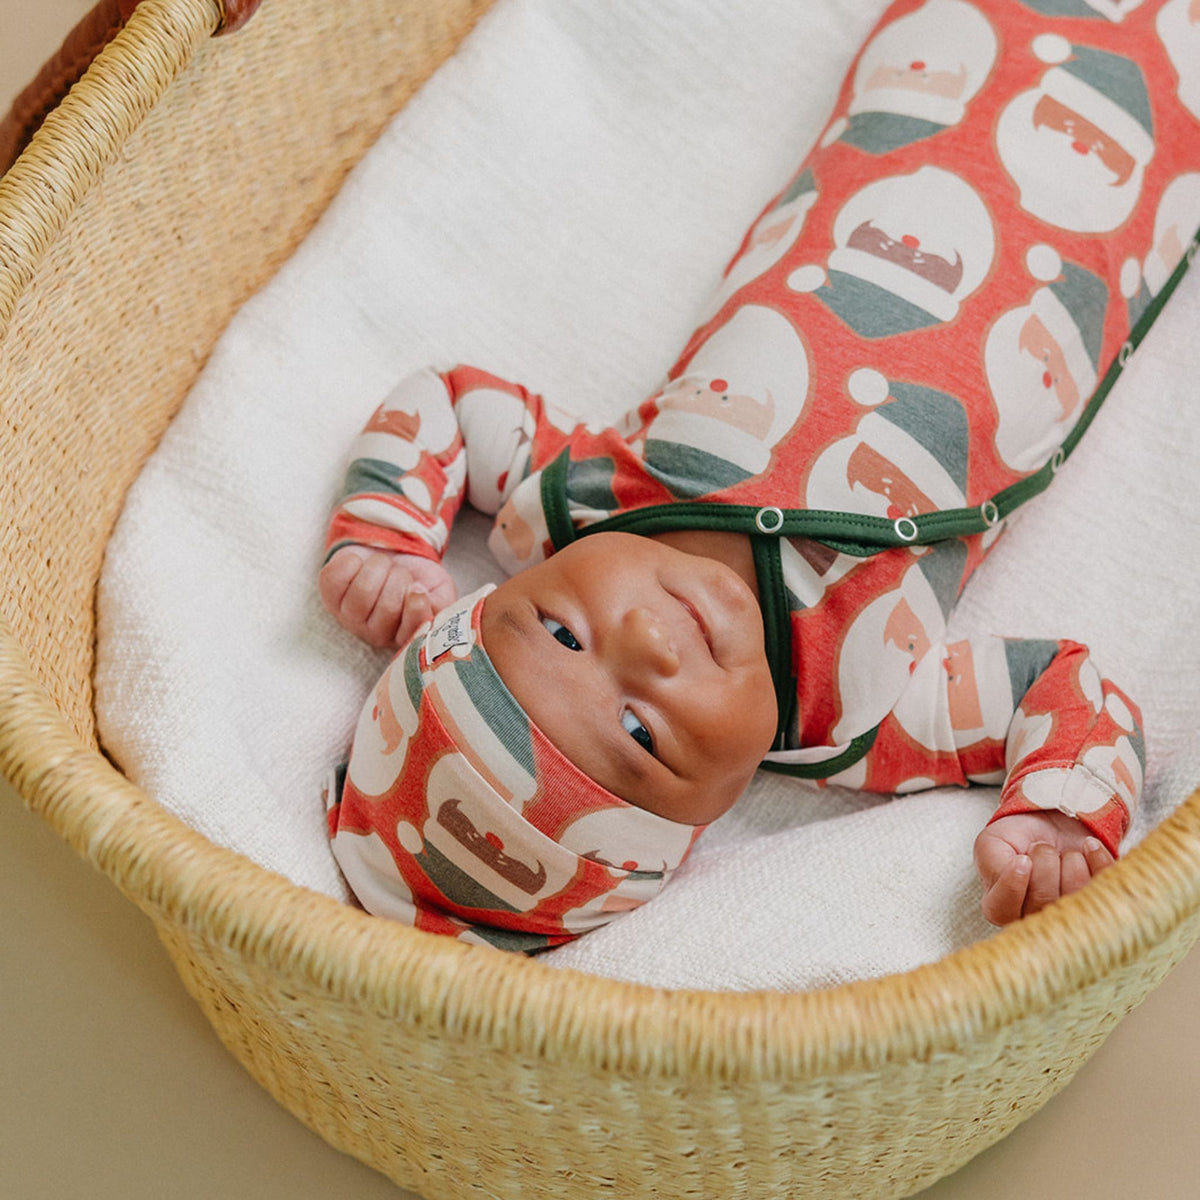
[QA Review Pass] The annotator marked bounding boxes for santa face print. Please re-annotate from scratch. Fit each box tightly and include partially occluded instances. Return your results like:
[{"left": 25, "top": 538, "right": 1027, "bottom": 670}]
[
  {"left": 344, "top": 647, "right": 423, "bottom": 797},
  {"left": 822, "top": 0, "right": 998, "bottom": 154},
  {"left": 1121, "top": 172, "right": 1200, "bottom": 320},
  {"left": 863, "top": 61, "right": 967, "bottom": 101},
  {"left": 554, "top": 804, "right": 696, "bottom": 877},
  {"left": 340, "top": 369, "right": 467, "bottom": 550},
  {"left": 1157, "top": 0, "right": 1200, "bottom": 121},
  {"left": 805, "top": 375, "right": 969, "bottom": 521},
  {"left": 833, "top": 565, "right": 942, "bottom": 742},
  {"left": 1020, "top": 313, "right": 1079, "bottom": 415},
  {"left": 844, "top": 441, "right": 937, "bottom": 520},
  {"left": 1147, "top": 181, "right": 1200, "bottom": 291},
  {"left": 883, "top": 595, "right": 933, "bottom": 663},
  {"left": 644, "top": 304, "right": 811, "bottom": 495},
  {"left": 945, "top": 640, "right": 985, "bottom": 730},
  {"left": 455, "top": 386, "right": 541, "bottom": 511},
  {"left": 778, "top": 536, "right": 859, "bottom": 610},
  {"left": 489, "top": 476, "right": 550, "bottom": 574},
  {"left": 885, "top": 636, "right": 986, "bottom": 756},
  {"left": 830, "top": 540, "right": 966, "bottom": 742},
  {"left": 555, "top": 803, "right": 701, "bottom": 935},
  {"left": 892, "top": 635, "right": 1015, "bottom": 754},
  {"left": 657, "top": 376, "right": 775, "bottom": 441},
  {"left": 345, "top": 412, "right": 454, "bottom": 520},
  {"left": 701, "top": 171, "right": 819, "bottom": 320},
  {"left": 409, "top": 754, "right": 572, "bottom": 914},
  {"left": 787, "top": 166, "right": 995, "bottom": 338},
  {"left": 987, "top": 311, "right": 1084, "bottom": 471},
  {"left": 986, "top": 249, "right": 1106, "bottom": 473},
  {"left": 996, "top": 39, "right": 1155, "bottom": 233}
]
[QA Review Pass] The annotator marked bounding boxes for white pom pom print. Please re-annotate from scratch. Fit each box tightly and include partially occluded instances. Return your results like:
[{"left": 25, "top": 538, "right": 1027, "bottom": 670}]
[
  {"left": 1026, "top": 243, "right": 1062, "bottom": 283},
  {"left": 1032, "top": 33, "right": 1072, "bottom": 64},
  {"left": 848, "top": 367, "right": 891, "bottom": 407}
]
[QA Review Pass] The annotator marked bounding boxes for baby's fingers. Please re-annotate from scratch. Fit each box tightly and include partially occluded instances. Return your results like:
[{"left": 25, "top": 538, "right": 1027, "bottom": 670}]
[
  {"left": 1051, "top": 838, "right": 1113, "bottom": 904},
  {"left": 394, "top": 584, "right": 434, "bottom": 649},
  {"left": 337, "top": 552, "right": 393, "bottom": 631},
  {"left": 363, "top": 562, "right": 420, "bottom": 647},
  {"left": 1084, "top": 836, "right": 1114, "bottom": 876},
  {"left": 1060, "top": 849, "right": 1092, "bottom": 898},
  {"left": 318, "top": 546, "right": 368, "bottom": 614},
  {"left": 980, "top": 853, "right": 1032, "bottom": 926},
  {"left": 1058, "top": 837, "right": 1114, "bottom": 901},
  {"left": 1022, "top": 842, "right": 1063, "bottom": 916}
]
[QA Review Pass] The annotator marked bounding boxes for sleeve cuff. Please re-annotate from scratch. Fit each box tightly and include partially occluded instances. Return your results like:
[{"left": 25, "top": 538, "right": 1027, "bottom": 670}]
[{"left": 989, "top": 764, "right": 1131, "bottom": 857}]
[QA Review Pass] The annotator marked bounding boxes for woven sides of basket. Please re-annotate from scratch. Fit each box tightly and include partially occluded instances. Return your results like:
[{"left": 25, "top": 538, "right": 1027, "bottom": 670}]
[{"left": 2, "top": 2, "right": 1200, "bottom": 1197}]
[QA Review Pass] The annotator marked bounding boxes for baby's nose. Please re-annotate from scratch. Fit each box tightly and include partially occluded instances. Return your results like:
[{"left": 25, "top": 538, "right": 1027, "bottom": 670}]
[{"left": 622, "top": 607, "right": 680, "bottom": 678}]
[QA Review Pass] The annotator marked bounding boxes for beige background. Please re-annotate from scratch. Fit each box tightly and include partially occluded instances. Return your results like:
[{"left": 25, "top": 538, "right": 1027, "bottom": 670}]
[{"left": 3, "top": 4, "right": 1200, "bottom": 1197}]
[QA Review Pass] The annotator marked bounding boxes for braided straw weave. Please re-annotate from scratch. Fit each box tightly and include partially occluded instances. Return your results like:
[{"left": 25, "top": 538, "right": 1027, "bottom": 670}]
[{"left": 2, "top": 1, "right": 1199, "bottom": 1196}]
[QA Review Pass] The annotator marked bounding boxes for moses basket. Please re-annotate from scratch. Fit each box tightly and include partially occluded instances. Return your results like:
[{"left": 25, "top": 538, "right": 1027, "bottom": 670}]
[{"left": 3, "top": 1, "right": 1200, "bottom": 1195}]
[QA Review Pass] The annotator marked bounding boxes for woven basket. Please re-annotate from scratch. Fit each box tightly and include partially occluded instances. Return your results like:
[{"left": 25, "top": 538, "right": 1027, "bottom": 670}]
[{"left": 3, "top": 2, "right": 1200, "bottom": 1196}]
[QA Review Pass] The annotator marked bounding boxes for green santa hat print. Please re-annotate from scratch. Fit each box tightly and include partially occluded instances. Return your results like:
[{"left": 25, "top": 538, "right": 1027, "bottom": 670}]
[
  {"left": 1032, "top": 35, "right": 1154, "bottom": 167},
  {"left": 788, "top": 166, "right": 995, "bottom": 339},
  {"left": 826, "top": 0, "right": 999, "bottom": 155},
  {"left": 1017, "top": 0, "right": 1146, "bottom": 21},
  {"left": 986, "top": 245, "right": 1108, "bottom": 473},
  {"left": 644, "top": 304, "right": 811, "bottom": 498},
  {"left": 803, "top": 369, "right": 971, "bottom": 525}
]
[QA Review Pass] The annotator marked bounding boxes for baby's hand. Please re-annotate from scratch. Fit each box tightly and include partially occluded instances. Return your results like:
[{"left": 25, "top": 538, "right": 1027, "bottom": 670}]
[
  {"left": 318, "top": 546, "right": 456, "bottom": 649},
  {"left": 973, "top": 811, "right": 1114, "bottom": 926}
]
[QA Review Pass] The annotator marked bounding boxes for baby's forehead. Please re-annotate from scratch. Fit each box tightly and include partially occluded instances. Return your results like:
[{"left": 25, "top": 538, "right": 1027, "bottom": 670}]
[{"left": 546, "top": 530, "right": 706, "bottom": 578}]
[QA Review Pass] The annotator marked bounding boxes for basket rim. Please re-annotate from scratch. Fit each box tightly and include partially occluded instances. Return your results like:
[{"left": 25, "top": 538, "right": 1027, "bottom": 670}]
[
  {"left": 4, "top": 0, "right": 1200, "bottom": 1088},
  {"left": 0, "top": 0, "right": 219, "bottom": 334}
]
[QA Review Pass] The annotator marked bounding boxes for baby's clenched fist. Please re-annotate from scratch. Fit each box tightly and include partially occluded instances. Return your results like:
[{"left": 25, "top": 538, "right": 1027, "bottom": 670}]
[{"left": 319, "top": 545, "right": 457, "bottom": 649}]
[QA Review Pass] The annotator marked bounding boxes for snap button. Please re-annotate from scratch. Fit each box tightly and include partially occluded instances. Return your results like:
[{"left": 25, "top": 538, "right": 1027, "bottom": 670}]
[
  {"left": 755, "top": 506, "right": 785, "bottom": 534},
  {"left": 893, "top": 516, "right": 919, "bottom": 542}
]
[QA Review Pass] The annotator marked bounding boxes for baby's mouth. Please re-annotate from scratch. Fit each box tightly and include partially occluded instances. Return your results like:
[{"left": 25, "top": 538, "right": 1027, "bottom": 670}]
[{"left": 668, "top": 589, "right": 713, "bottom": 657}]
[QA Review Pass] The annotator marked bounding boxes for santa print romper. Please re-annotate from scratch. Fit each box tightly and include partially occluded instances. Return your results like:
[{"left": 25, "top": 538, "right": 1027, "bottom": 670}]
[{"left": 327, "top": 0, "right": 1200, "bottom": 858}]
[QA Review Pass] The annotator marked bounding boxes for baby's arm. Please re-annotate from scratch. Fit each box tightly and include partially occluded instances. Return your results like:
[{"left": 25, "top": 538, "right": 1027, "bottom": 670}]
[
  {"left": 973, "top": 640, "right": 1143, "bottom": 924},
  {"left": 848, "top": 636, "right": 1144, "bottom": 925},
  {"left": 320, "top": 365, "right": 579, "bottom": 645}
]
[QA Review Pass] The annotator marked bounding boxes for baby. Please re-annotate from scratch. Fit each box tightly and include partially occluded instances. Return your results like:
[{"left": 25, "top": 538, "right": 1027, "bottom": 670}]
[{"left": 319, "top": 0, "right": 1200, "bottom": 952}]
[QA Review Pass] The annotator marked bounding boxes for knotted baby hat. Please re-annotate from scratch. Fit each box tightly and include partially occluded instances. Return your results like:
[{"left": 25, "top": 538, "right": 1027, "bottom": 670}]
[{"left": 325, "top": 585, "right": 705, "bottom": 952}]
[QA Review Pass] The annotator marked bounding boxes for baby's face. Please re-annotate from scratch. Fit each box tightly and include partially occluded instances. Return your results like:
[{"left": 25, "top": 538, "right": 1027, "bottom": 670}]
[{"left": 481, "top": 532, "right": 777, "bottom": 825}]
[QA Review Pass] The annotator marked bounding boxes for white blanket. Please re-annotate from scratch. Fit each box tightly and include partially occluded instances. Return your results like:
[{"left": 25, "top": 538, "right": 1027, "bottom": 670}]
[{"left": 96, "top": 0, "right": 1200, "bottom": 991}]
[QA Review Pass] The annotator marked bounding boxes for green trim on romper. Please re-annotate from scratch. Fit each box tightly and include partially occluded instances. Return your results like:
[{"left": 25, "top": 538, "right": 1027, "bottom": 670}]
[
  {"left": 540, "top": 450, "right": 577, "bottom": 551},
  {"left": 760, "top": 725, "right": 881, "bottom": 780},
  {"left": 750, "top": 535, "right": 798, "bottom": 749},
  {"left": 751, "top": 531, "right": 884, "bottom": 777},
  {"left": 536, "top": 228, "right": 1200, "bottom": 778}
]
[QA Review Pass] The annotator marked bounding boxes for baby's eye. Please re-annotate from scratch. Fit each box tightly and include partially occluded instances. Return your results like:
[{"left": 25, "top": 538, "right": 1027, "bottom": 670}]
[
  {"left": 621, "top": 708, "right": 655, "bottom": 755},
  {"left": 542, "top": 615, "right": 582, "bottom": 651}
]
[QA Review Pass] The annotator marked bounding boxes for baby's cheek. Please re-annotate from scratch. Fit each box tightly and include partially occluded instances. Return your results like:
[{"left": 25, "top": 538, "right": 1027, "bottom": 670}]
[{"left": 713, "top": 671, "right": 778, "bottom": 767}]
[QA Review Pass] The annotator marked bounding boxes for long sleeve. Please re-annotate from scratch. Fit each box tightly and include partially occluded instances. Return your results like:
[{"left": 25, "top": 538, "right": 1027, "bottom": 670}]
[
  {"left": 324, "top": 365, "right": 576, "bottom": 565},
  {"left": 845, "top": 635, "right": 1144, "bottom": 856}
]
